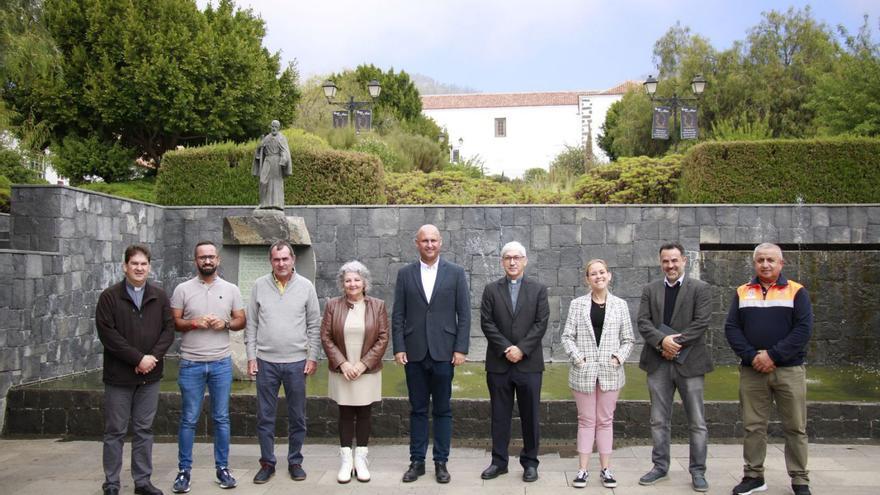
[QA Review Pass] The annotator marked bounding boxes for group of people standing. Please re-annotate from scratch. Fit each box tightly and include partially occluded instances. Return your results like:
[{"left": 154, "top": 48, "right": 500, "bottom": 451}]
[{"left": 95, "top": 225, "right": 813, "bottom": 495}]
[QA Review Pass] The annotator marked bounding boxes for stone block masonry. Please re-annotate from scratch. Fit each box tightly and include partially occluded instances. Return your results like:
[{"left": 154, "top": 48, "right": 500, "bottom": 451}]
[{"left": 1, "top": 184, "right": 879, "bottom": 432}]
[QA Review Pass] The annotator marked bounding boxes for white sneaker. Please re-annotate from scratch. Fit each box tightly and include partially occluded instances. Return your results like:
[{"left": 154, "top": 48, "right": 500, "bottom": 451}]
[
  {"left": 600, "top": 468, "right": 617, "bottom": 488},
  {"left": 354, "top": 446, "right": 370, "bottom": 482},
  {"left": 337, "top": 447, "right": 353, "bottom": 483},
  {"left": 572, "top": 469, "right": 589, "bottom": 488}
]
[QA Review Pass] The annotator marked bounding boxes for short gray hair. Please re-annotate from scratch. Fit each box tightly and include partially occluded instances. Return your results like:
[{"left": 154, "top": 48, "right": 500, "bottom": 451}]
[
  {"left": 337, "top": 260, "right": 372, "bottom": 294},
  {"left": 753, "top": 242, "right": 784, "bottom": 261},
  {"left": 500, "top": 241, "right": 527, "bottom": 259}
]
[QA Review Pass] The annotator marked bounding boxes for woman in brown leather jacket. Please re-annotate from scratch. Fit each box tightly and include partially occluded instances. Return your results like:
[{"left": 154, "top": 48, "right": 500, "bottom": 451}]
[{"left": 320, "top": 260, "right": 389, "bottom": 483}]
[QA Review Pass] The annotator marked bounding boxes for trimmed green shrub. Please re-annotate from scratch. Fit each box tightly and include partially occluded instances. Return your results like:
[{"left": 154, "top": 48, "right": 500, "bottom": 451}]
[
  {"left": 156, "top": 129, "right": 384, "bottom": 205},
  {"left": 0, "top": 175, "right": 11, "bottom": 212},
  {"left": 679, "top": 138, "right": 880, "bottom": 203},
  {"left": 385, "top": 132, "right": 447, "bottom": 173},
  {"left": 574, "top": 155, "right": 682, "bottom": 204},
  {"left": 385, "top": 171, "right": 572, "bottom": 205},
  {"left": 79, "top": 178, "right": 157, "bottom": 203}
]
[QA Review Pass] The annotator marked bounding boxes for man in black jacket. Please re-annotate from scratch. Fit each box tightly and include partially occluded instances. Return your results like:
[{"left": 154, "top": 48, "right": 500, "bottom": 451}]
[
  {"left": 96, "top": 244, "right": 175, "bottom": 495},
  {"left": 479, "top": 241, "right": 549, "bottom": 483}
]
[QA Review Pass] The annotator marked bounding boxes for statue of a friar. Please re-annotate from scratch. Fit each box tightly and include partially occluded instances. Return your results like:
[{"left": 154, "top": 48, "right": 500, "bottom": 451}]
[{"left": 252, "top": 120, "right": 292, "bottom": 210}]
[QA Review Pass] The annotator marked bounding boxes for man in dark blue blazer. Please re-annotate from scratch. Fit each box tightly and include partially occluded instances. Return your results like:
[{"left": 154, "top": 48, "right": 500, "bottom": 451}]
[
  {"left": 392, "top": 224, "right": 471, "bottom": 484},
  {"left": 479, "top": 241, "right": 549, "bottom": 483}
]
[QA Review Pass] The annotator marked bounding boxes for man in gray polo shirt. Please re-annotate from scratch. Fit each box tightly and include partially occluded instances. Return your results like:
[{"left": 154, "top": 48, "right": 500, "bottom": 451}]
[
  {"left": 170, "top": 241, "right": 246, "bottom": 493},
  {"left": 245, "top": 240, "right": 321, "bottom": 484}
]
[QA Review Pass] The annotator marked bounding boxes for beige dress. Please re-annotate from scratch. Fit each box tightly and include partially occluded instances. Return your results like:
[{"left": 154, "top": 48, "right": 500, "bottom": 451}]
[{"left": 328, "top": 300, "right": 382, "bottom": 405}]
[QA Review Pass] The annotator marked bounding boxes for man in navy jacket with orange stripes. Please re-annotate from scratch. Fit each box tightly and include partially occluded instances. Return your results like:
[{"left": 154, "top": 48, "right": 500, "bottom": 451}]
[{"left": 725, "top": 243, "right": 813, "bottom": 495}]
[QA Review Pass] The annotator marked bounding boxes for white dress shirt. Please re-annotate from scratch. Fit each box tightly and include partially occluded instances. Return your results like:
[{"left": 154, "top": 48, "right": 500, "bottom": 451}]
[{"left": 420, "top": 259, "right": 438, "bottom": 303}]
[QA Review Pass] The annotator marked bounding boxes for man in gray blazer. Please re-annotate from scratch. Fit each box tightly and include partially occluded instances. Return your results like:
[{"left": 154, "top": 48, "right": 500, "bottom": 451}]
[
  {"left": 637, "top": 242, "right": 713, "bottom": 492},
  {"left": 392, "top": 224, "right": 471, "bottom": 484},
  {"left": 480, "top": 241, "right": 549, "bottom": 483}
]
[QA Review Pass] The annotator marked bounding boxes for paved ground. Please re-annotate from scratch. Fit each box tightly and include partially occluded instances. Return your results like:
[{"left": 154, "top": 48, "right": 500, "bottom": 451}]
[{"left": 0, "top": 438, "right": 876, "bottom": 495}]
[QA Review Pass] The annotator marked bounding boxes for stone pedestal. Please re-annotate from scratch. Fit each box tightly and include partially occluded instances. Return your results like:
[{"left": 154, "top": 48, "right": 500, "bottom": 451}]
[{"left": 222, "top": 214, "right": 315, "bottom": 379}]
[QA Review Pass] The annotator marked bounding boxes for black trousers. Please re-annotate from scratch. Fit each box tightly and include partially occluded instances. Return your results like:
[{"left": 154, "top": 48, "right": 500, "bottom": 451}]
[{"left": 486, "top": 367, "right": 543, "bottom": 468}]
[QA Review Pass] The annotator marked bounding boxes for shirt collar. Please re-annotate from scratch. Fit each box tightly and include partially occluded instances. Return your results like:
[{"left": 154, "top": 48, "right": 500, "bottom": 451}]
[
  {"left": 665, "top": 274, "right": 685, "bottom": 287},
  {"left": 125, "top": 280, "right": 145, "bottom": 292},
  {"left": 749, "top": 273, "right": 789, "bottom": 287},
  {"left": 420, "top": 259, "right": 439, "bottom": 271}
]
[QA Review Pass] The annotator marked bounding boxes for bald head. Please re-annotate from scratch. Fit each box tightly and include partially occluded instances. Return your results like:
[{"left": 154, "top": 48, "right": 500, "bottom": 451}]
[{"left": 415, "top": 224, "right": 442, "bottom": 265}]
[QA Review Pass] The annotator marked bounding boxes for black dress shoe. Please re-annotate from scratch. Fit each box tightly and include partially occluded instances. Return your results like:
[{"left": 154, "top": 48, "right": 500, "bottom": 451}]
[
  {"left": 402, "top": 461, "right": 425, "bottom": 482},
  {"left": 133, "top": 482, "right": 163, "bottom": 495},
  {"left": 481, "top": 464, "right": 509, "bottom": 480},
  {"left": 435, "top": 462, "right": 451, "bottom": 484},
  {"left": 523, "top": 466, "right": 539, "bottom": 482},
  {"left": 103, "top": 485, "right": 119, "bottom": 495}
]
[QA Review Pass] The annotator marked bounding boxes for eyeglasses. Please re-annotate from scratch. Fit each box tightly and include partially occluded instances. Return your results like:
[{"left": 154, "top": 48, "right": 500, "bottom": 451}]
[
  {"left": 503, "top": 255, "right": 525, "bottom": 263},
  {"left": 196, "top": 255, "right": 218, "bottom": 261}
]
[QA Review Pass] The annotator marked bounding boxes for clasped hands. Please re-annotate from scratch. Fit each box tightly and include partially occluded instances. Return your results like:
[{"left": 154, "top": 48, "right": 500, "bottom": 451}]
[
  {"left": 339, "top": 361, "right": 367, "bottom": 381},
  {"left": 135, "top": 354, "right": 158, "bottom": 374},
  {"left": 751, "top": 350, "right": 776, "bottom": 373},
  {"left": 191, "top": 314, "right": 226, "bottom": 330},
  {"left": 395, "top": 351, "right": 466, "bottom": 366},
  {"left": 660, "top": 334, "right": 682, "bottom": 360}
]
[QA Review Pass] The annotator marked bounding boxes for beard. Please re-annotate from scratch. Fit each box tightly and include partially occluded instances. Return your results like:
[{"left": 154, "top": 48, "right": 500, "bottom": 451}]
[{"left": 198, "top": 265, "right": 217, "bottom": 276}]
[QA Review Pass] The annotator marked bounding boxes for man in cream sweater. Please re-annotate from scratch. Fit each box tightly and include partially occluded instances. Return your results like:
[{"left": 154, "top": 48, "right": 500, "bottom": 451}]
[{"left": 245, "top": 241, "right": 321, "bottom": 484}]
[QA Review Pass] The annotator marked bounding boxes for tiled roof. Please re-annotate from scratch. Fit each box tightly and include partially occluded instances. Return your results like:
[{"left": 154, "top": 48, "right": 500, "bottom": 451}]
[{"left": 422, "top": 81, "right": 639, "bottom": 110}]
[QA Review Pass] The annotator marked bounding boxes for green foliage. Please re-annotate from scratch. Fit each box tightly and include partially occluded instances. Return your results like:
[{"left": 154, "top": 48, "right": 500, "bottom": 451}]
[
  {"left": 522, "top": 168, "right": 548, "bottom": 183},
  {"left": 679, "top": 138, "right": 880, "bottom": 203},
  {"left": 0, "top": 174, "right": 11, "bottom": 212},
  {"left": 351, "top": 136, "right": 405, "bottom": 172},
  {"left": 350, "top": 64, "right": 423, "bottom": 124},
  {"left": 7, "top": 0, "right": 299, "bottom": 165},
  {"left": 710, "top": 113, "right": 773, "bottom": 141},
  {"left": 55, "top": 135, "right": 137, "bottom": 185},
  {"left": 443, "top": 155, "right": 485, "bottom": 179},
  {"left": 548, "top": 145, "right": 594, "bottom": 181},
  {"left": 807, "top": 18, "right": 880, "bottom": 137},
  {"left": 156, "top": 128, "right": 383, "bottom": 206},
  {"left": 0, "top": 146, "right": 45, "bottom": 183},
  {"left": 602, "top": 7, "right": 862, "bottom": 159},
  {"left": 574, "top": 155, "right": 682, "bottom": 204},
  {"left": 385, "top": 171, "right": 573, "bottom": 205},
  {"left": 79, "top": 177, "right": 157, "bottom": 203},
  {"left": 385, "top": 132, "right": 447, "bottom": 173}
]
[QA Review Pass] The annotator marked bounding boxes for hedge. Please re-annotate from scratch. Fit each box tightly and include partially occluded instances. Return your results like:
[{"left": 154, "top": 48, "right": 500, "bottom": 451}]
[
  {"left": 573, "top": 155, "right": 681, "bottom": 204},
  {"left": 678, "top": 138, "right": 880, "bottom": 203},
  {"left": 156, "top": 129, "right": 385, "bottom": 205}
]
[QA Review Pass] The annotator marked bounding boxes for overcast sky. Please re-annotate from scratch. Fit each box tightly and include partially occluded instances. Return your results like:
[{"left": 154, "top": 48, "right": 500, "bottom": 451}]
[{"left": 199, "top": 0, "right": 880, "bottom": 93}]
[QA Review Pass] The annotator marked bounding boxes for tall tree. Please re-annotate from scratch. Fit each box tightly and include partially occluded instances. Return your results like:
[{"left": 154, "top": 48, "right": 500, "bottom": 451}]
[
  {"left": 808, "top": 17, "right": 880, "bottom": 136},
  {"left": 4, "top": 0, "right": 300, "bottom": 175}
]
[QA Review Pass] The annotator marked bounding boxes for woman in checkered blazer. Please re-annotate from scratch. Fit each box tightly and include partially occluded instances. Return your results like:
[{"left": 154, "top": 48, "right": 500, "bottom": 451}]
[{"left": 561, "top": 259, "right": 635, "bottom": 488}]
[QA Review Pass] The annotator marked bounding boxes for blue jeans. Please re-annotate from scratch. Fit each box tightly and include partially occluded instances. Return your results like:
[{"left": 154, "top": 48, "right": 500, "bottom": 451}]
[
  {"left": 177, "top": 356, "right": 233, "bottom": 471},
  {"left": 256, "top": 358, "right": 307, "bottom": 466},
  {"left": 405, "top": 359, "right": 454, "bottom": 463}
]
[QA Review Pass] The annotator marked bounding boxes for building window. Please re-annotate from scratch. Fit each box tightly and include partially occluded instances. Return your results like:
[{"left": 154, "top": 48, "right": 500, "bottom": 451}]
[
  {"left": 495, "top": 117, "right": 506, "bottom": 137},
  {"left": 452, "top": 149, "right": 460, "bottom": 163}
]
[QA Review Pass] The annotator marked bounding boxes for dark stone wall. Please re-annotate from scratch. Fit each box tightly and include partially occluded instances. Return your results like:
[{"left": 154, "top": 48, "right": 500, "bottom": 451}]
[
  {"left": 5, "top": 388, "right": 879, "bottom": 441},
  {"left": 703, "top": 250, "right": 880, "bottom": 365},
  {"left": 2, "top": 185, "right": 880, "bottom": 432}
]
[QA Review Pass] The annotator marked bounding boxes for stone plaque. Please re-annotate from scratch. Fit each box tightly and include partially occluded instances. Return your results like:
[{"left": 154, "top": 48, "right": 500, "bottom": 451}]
[{"left": 237, "top": 246, "right": 269, "bottom": 304}]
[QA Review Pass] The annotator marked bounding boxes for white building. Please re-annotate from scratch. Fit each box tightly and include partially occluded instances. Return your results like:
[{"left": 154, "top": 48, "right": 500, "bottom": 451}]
[{"left": 421, "top": 81, "right": 638, "bottom": 178}]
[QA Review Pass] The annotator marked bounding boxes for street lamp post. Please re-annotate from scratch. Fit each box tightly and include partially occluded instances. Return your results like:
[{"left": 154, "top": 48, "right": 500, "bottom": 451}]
[
  {"left": 644, "top": 74, "right": 707, "bottom": 150},
  {"left": 322, "top": 79, "right": 382, "bottom": 132}
]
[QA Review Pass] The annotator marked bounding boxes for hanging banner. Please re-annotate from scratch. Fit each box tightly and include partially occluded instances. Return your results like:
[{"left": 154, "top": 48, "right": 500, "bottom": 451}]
[
  {"left": 355, "top": 109, "right": 372, "bottom": 132},
  {"left": 680, "top": 106, "right": 698, "bottom": 140},
  {"left": 332, "top": 111, "right": 348, "bottom": 128},
  {"left": 652, "top": 106, "right": 671, "bottom": 140}
]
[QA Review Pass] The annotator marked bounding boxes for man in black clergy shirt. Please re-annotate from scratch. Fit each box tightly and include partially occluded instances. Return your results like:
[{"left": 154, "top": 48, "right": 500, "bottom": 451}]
[{"left": 479, "top": 241, "right": 549, "bottom": 483}]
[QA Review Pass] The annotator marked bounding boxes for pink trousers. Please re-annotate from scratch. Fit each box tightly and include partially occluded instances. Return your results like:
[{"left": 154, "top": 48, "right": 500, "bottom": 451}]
[{"left": 572, "top": 384, "right": 620, "bottom": 455}]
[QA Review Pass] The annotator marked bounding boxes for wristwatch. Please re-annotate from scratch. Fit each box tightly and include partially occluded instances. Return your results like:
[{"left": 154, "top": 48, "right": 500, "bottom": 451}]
[{"left": 224, "top": 319, "right": 231, "bottom": 330}]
